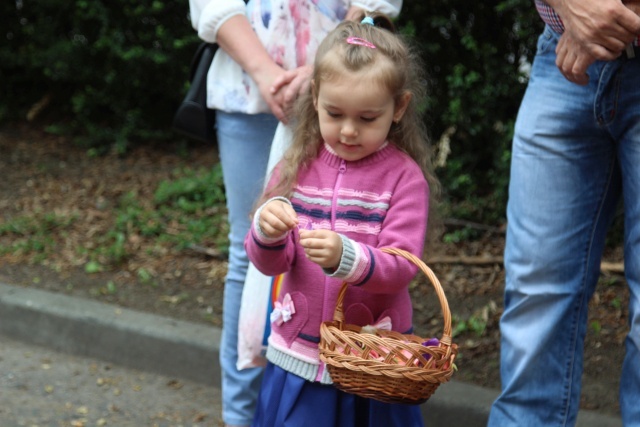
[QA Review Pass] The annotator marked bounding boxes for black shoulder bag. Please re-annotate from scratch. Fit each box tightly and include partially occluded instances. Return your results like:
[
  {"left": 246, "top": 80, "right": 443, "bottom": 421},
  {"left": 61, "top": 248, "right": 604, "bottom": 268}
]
[
  {"left": 172, "top": 42, "right": 218, "bottom": 143},
  {"left": 173, "top": 1, "right": 248, "bottom": 143}
]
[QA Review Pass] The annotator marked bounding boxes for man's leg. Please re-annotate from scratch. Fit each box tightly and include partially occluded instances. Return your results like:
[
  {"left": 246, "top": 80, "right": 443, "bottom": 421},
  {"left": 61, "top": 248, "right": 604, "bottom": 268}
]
[{"left": 488, "top": 26, "right": 622, "bottom": 427}]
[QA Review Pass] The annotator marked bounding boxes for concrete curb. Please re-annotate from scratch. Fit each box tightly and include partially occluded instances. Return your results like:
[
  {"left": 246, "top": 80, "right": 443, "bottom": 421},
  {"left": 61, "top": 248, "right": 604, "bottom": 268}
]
[
  {"left": 0, "top": 282, "right": 622, "bottom": 427},
  {"left": 0, "top": 282, "right": 221, "bottom": 387}
]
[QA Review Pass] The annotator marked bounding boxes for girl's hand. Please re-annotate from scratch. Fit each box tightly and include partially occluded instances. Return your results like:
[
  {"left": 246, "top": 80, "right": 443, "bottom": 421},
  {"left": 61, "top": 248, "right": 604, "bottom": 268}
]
[
  {"left": 299, "top": 229, "right": 343, "bottom": 270},
  {"left": 259, "top": 200, "right": 298, "bottom": 239}
]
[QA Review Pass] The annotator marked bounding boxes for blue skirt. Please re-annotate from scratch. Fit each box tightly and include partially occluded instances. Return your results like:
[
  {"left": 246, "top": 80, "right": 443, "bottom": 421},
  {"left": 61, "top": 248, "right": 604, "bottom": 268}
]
[{"left": 252, "top": 362, "right": 425, "bottom": 427}]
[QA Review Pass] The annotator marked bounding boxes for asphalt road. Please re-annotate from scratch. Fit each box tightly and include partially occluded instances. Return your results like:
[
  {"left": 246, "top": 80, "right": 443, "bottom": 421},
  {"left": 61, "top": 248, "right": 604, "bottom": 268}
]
[{"left": 0, "top": 336, "right": 223, "bottom": 427}]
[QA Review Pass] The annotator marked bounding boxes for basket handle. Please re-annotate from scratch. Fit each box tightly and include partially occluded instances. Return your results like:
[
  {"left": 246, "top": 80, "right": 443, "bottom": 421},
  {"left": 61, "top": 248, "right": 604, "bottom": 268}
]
[{"left": 332, "top": 247, "right": 453, "bottom": 347}]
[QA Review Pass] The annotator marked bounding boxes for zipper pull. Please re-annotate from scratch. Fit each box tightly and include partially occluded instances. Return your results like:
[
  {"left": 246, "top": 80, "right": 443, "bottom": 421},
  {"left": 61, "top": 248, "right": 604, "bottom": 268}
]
[{"left": 339, "top": 160, "right": 346, "bottom": 173}]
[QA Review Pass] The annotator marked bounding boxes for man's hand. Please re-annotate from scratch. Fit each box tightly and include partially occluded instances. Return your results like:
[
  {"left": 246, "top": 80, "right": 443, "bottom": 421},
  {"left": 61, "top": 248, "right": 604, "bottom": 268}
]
[
  {"left": 550, "top": 0, "right": 640, "bottom": 59},
  {"left": 547, "top": 0, "right": 640, "bottom": 84},
  {"left": 627, "top": 0, "right": 640, "bottom": 16},
  {"left": 299, "top": 229, "right": 343, "bottom": 270},
  {"left": 555, "top": 31, "right": 596, "bottom": 85}
]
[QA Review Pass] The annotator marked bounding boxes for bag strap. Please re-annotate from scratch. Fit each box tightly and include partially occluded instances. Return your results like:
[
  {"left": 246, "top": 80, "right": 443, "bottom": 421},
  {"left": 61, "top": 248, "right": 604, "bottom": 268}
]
[{"left": 188, "top": 42, "right": 216, "bottom": 82}]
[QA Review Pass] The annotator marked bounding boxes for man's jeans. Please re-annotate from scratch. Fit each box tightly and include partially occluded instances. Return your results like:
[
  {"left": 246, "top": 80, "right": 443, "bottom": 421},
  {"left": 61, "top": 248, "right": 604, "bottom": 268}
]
[
  {"left": 216, "top": 111, "right": 278, "bottom": 426},
  {"left": 488, "top": 25, "right": 640, "bottom": 426}
]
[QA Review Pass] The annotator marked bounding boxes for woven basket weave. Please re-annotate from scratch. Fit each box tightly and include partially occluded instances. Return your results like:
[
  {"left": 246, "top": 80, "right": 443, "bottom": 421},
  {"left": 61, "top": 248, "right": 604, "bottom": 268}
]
[{"left": 319, "top": 247, "right": 458, "bottom": 405}]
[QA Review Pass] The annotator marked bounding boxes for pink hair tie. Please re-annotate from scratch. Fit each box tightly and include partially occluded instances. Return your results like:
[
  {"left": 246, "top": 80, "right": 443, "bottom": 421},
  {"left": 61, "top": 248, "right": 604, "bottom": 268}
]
[{"left": 346, "top": 36, "right": 376, "bottom": 49}]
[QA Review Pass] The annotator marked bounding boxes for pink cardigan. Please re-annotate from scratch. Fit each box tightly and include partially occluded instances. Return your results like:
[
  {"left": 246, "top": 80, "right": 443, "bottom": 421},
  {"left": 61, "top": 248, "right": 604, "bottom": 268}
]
[{"left": 245, "top": 143, "right": 429, "bottom": 383}]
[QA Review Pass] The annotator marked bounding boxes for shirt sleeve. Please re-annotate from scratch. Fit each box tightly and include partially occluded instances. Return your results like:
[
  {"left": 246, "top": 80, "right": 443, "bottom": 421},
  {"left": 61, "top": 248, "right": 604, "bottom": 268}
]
[
  {"left": 188, "top": 0, "right": 246, "bottom": 43},
  {"left": 351, "top": 0, "right": 402, "bottom": 18}
]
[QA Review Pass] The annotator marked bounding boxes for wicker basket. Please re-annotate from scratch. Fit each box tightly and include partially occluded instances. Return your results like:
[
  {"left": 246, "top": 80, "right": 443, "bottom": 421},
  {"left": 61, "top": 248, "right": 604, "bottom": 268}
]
[{"left": 319, "top": 247, "right": 458, "bottom": 405}]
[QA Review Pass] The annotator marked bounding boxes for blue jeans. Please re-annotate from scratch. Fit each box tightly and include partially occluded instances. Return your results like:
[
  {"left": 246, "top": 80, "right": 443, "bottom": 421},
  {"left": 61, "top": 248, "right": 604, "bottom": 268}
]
[
  {"left": 216, "top": 111, "right": 278, "bottom": 426},
  {"left": 488, "top": 26, "right": 640, "bottom": 426}
]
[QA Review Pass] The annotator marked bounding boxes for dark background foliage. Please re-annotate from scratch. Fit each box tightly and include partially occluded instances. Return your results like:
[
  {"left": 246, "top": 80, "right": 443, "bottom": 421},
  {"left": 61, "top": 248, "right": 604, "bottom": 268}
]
[
  {"left": 1, "top": 0, "right": 198, "bottom": 151},
  {"left": 0, "top": 0, "right": 542, "bottom": 224},
  {"left": 396, "top": 1, "right": 541, "bottom": 228}
]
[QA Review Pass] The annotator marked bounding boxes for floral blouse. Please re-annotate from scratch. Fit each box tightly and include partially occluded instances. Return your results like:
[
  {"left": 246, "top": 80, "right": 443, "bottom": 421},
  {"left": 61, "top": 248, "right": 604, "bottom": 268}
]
[{"left": 188, "top": 0, "right": 402, "bottom": 114}]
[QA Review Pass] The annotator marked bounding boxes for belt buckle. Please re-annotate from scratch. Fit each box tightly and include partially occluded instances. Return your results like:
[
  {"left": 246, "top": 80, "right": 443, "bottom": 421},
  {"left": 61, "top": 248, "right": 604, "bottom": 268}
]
[{"left": 625, "top": 44, "right": 636, "bottom": 59}]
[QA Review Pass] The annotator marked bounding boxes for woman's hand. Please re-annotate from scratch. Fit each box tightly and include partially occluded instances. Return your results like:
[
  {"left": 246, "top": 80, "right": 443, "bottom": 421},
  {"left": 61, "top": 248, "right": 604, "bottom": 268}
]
[
  {"left": 270, "top": 65, "right": 313, "bottom": 122},
  {"left": 215, "top": 15, "right": 289, "bottom": 121},
  {"left": 253, "top": 63, "right": 289, "bottom": 121},
  {"left": 299, "top": 229, "right": 343, "bottom": 270},
  {"left": 268, "top": 7, "right": 365, "bottom": 121},
  {"left": 258, "top": 200, "right": 298, "bottom": 239},
  {"left": 345, "top": 6, "right": 365, "bottom": 21}
]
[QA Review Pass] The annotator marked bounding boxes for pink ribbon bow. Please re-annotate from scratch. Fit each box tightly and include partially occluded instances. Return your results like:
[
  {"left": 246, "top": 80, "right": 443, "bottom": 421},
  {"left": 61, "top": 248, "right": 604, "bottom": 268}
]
[
  {"left": 361, "top": 315, "right": 392, "bottom": 334},
  {"left": 270, "top": 293, "right": 296, "bottom": 326}
]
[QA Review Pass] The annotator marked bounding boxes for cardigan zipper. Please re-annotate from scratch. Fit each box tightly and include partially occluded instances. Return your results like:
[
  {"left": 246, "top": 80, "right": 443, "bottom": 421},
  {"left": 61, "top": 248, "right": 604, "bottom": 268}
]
[
  {"left": 331, "top": 160, "right": 347, "bottom": 227},
  {"left": 316, "top": 158, "right": 347, "bottom": 382}
]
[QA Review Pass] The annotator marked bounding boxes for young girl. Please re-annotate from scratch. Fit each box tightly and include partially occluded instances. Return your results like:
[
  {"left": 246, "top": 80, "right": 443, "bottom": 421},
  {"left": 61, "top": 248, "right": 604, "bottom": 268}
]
[{"left": 244, "top": 14, "right": 438, "bottom": 427}]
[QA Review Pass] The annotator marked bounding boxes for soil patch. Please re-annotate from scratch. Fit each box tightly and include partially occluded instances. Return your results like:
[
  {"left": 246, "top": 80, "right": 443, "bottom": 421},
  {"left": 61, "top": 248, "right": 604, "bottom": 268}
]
[{"left": 0, "top": 125, "right": 628, "bottom": 417}]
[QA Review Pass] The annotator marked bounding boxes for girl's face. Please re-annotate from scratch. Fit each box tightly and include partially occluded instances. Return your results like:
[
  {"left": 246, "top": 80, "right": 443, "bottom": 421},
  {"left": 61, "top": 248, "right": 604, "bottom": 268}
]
[{"left": 313, "top": 71, "right": 409, "bottom": 162}]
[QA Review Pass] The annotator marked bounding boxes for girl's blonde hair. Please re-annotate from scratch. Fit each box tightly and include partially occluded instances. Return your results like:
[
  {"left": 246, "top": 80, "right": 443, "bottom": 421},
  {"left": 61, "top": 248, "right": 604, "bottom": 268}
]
[{"left": 262, "top": 13, "right": 440, "bottom": 209}]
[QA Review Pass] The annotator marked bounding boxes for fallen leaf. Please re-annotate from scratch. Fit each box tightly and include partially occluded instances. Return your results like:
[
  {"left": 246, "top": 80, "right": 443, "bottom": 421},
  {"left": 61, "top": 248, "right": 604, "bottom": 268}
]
[
  {"left": 167, "top": 379, "right": 183, "bottom": 390},
  {"left": 192, "top": 412, "right": 207, "bottom": 422}
]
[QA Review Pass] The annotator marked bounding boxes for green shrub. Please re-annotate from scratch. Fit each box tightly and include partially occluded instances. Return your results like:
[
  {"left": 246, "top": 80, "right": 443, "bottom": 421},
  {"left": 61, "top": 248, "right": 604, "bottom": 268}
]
[
  {"left": 1, "top": 0, "right": 198, "bottom": 153},
  {"left": 397, "top": 0, "right": 540, "bottom": 223}
]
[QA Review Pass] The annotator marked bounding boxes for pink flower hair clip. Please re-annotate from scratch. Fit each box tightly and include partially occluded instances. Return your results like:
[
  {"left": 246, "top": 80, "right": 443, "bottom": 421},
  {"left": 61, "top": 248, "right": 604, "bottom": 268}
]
[{"left": 346, "top": 36, "right": 376, "bottom": 49}]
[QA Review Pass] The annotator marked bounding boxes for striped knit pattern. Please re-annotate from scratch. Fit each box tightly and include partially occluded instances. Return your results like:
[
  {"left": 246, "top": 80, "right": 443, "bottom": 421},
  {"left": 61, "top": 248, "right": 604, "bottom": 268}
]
[
  {"left": 291, "top": 186, "right": 391, "bottom": 236},
  {"left": 535, "top": 0, "right": 640, "bottom": 46},
  {"left": 291, "top": 184, "right": 386, "bottom": 283}
]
